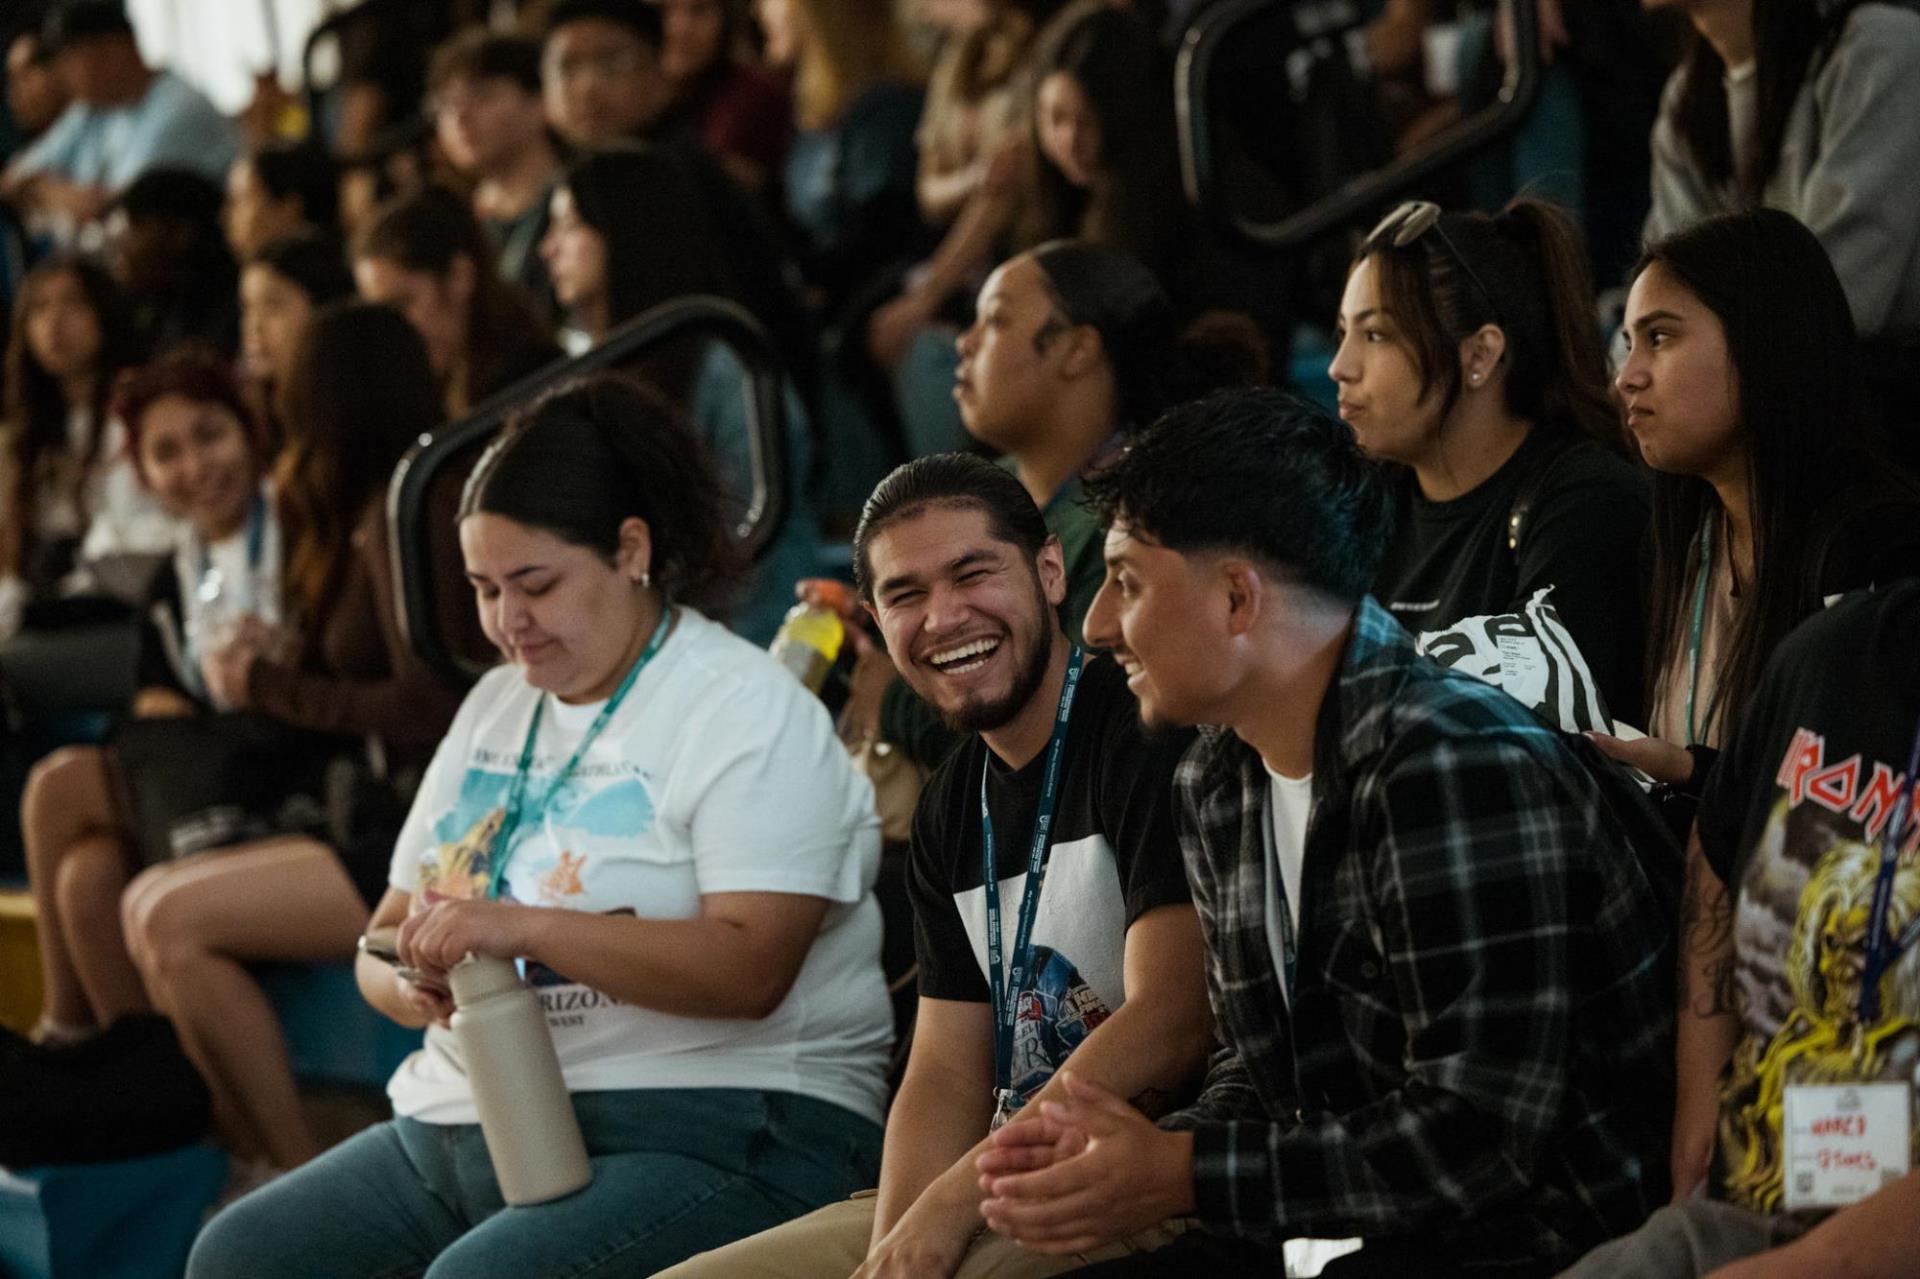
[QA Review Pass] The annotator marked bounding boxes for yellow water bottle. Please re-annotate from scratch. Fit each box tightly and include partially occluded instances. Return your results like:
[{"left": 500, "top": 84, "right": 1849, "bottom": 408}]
[{"left": 769, "top": 582, "right": 850, "bottom": 694}]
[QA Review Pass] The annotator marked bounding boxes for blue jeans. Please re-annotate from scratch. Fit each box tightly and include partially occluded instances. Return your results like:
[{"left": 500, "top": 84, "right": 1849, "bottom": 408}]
[{"left": 188, "top": 1089, "right": 883, "bottom": 1279}]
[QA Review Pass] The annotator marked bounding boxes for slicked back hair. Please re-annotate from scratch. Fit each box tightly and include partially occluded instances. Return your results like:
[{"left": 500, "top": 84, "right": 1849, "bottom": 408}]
[{"left": 853, "top": 453, "right": 1050, "bottom": 601}]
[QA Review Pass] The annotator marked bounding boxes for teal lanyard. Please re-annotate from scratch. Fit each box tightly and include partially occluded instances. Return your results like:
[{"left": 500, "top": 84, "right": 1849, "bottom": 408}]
[
  {"left": 983, "top": 646, "right": 1084, "bottom": 1111},
  {"left": 1685, "top": 521, "right": 1725, "bottom": 746},
  {"left": 486, "top": 607, "right": 674, "bottom": 900},
  {"left": 1860, "top": 714, "right": 1920, "bottom": 1022}
]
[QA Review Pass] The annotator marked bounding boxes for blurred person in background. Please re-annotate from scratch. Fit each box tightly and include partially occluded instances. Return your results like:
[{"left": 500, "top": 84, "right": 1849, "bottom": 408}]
[
  {"left": 238, "top": 231, "right": 355, "bottom": 449},
  {"left": 107, "top": 169, "right": 239, "bottom": 358},
  {"left": 655, "top": 0, "right": 792, "bottom": 197},
  {"left": 0, "top": 0, "right": 234, "bottom": 235},
  {"left": 113, "top": 304, "right": 463, "bottom": 1175},
  {"left": 22, "top": 347, "right": 283, "bottom": 1050},
  {"left": 542, "top": 0, "right": 679, "bottom": 150},
  {"left": 222, "top": 141, "right": 339, "bottom": 263},
  {"left": 541, "top": 144, "right": 818, "bottom": 645},
  {"left": 6, "top": 28, "right": 69, "bottom": 146},
  {"left": 429, "top": 29, "right": 561, "bottom": 317},
  {"left": 352, "top": 185, "right": 560, "bottom": 419},
  {"left": 0, "top": 253, "right": 165, "bottom": 635},
  {"left": 757, "top": 0, "right": 926, "bottom": 315}
]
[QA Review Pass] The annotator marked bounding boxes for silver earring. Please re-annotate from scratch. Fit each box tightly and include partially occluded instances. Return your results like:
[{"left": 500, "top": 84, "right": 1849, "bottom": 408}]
[
  {"left": 1470, "top": 372, "right": 1483, "bottom": 385},
  {"left": 639, "top": 571, "right": 651, "bottom": 589}
]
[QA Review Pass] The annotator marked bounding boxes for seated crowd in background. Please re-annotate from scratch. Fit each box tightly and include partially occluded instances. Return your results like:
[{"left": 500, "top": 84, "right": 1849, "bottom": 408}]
[{"left": 1, "top": 0, "right": 1920, "bottom": 1276}]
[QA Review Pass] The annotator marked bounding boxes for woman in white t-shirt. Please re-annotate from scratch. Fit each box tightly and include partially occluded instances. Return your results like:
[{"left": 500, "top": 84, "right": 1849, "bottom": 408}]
[{"left": 189, "top": 373, "right": 892, "bottom": 1279}]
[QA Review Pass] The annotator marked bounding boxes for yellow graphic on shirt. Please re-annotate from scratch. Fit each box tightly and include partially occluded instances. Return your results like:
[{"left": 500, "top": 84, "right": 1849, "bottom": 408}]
[
  {"left": 1720, "top": 827, "right": 1920, "bottom": 1212},
  {"left": 416, "top": 807, "right": 504, "bottom": 901}
]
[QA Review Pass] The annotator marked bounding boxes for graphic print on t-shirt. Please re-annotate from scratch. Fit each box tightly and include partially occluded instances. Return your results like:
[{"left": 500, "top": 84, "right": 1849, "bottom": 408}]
[
  {"left": 414, "top": 751, "right": 657, "bottom": 907},
  {"left": 954, "top": 831, "right": 1127, "bottom": 1106},
  {"left": 1718, "top": 728, "right": 1920, "bottom": 1213},
  {"left": 412, "top": 752, "right": 660, "bottom": 999}
]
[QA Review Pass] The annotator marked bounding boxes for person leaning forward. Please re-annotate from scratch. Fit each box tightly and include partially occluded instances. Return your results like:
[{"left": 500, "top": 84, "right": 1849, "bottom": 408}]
[{"left": 659, "top": 454, "right": 1216, "bottom": 1278}]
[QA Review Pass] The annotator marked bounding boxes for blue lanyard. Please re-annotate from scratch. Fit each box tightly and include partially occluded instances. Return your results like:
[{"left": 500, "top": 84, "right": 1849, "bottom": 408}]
[
  {"left": 1685, "top": 521, "right": 1725, "bottom": 746},
  {"left": 983, "top": 646, "right": 1084, "bottom": 1107},
  {"left": 1859, "top": 712, "right": 1920, "bottom": 1022},
  {"left": 487, "top": 607, "right": 675, "bottom": 900}
]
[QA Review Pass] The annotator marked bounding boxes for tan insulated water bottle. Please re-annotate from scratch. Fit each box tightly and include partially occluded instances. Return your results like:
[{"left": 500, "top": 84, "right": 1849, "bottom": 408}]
[{"left": 448, "top": 955, "right": 593, "bottom": 1205}]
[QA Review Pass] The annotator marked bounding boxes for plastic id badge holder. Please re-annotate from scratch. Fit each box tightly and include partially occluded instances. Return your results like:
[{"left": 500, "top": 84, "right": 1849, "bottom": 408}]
[{"left": 1782, "top": 1082, "right": 1912, "bottom": 1210}]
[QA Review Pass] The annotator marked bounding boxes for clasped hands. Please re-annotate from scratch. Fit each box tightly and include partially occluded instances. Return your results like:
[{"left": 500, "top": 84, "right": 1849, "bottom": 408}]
[{"left": 972, "top": 1072, "right": 1195, "bottom": 1256}]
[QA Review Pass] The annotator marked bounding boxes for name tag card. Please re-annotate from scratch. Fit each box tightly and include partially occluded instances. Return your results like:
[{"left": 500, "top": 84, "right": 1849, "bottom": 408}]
[{"left": 1783, "top": 1082, "right": 1912, "bottom": 1209}]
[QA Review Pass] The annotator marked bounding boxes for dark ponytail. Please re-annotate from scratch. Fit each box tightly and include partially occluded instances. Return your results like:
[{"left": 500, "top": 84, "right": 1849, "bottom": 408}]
[
  {"left": 1362, "top": 197, "right": 1620, "bottom": 451},
  {"left": 1494, "top": 200, "right": 1620, "bottom": 449},
  {"left": 460, "top": 373, "right": 746, "bottom": 613}
]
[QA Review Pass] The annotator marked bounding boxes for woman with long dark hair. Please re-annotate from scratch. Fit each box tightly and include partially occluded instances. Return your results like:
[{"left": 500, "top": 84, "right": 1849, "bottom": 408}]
[
  {"left": 541, "top": 144, "right": 820, "bottom": 644},
  {"left": 352, "top": 185, "right": 560, "bottom": 418},
  {"left": 238, "top": 232, "right": 356, "bottom": 449},
  {"left": 111, "top": 303, "right": 464, "bottom": 1175},
  {"left": 1593, "top": 208, "right": 1920, "bottom": 792},
  {"left": 189, "top": 374, "right": 890, "bottom": 1278},
  {"left": 1329, "top": 198, "right": 1650, "bottom": 722},
  {"left": 0, "top": 254, "right": 166, "bottom": 634},
  {"left": 1644, "top": 0, "right": 1920, "bottom": 447},
  {"left": 658, "top": 0, "right": 792, "bottom": 195}
]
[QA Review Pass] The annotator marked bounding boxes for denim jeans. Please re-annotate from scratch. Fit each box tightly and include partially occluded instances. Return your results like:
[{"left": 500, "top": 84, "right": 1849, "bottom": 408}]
[{"left": 187, "top": 1088, "right": 883, "bottom": 1279}]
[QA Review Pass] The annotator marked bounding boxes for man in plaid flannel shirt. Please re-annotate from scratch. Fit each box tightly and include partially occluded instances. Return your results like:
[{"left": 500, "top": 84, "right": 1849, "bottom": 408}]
[{"left": 976, "top": 390, "right": 1679, "bottom": 1276}]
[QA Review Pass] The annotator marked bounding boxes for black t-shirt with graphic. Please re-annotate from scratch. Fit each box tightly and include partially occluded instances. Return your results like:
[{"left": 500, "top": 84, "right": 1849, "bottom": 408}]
[
  {"left": 1373, "top": 428, "right": 1649, "bottom": 724},
  {"left": 908, "top": 653, "right": 1195, "bottom": 1103},
  {"left": 1697, "top": 581, "right": 1920, "bottom": 1215}
]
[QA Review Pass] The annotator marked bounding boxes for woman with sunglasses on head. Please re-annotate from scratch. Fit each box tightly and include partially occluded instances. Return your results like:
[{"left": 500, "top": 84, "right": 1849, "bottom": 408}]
[
  {"left": 188, "top": 373, "right": 890, "bottom": 1279},
  {"left": 1590, "top": 209, "right": 1920, "bottom": 806},
  {"left": 1330, "top": 197, "right": 1651, "bottom": 724}
]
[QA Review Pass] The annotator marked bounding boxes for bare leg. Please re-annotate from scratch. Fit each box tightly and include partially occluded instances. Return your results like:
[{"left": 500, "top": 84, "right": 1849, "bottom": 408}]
[
  {"left": 123, "top": 838, "right": 371, "bottom": 1169},
  {"left": 22, "top": 747, "right": 147, "bottom": 1030}
]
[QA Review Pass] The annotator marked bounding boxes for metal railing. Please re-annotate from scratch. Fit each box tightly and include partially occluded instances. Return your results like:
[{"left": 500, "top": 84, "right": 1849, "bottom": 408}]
[
  {"left": 1175, "top": 0, "right": 1543, "bottom": 249},
  {"left": 387, "top": 296, "right": 791, "bottom": 687}
]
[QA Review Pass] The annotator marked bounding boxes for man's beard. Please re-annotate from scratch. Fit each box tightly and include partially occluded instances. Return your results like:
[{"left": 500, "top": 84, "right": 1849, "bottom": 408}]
[{"left": 939, "top": 582, "right": 1057, "bottom": 735}]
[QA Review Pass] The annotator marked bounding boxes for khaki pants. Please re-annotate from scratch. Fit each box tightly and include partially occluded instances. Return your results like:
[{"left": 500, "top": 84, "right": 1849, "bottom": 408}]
[{"left": 656, "top": 1190, "right": 1190, "bottom": 1278}]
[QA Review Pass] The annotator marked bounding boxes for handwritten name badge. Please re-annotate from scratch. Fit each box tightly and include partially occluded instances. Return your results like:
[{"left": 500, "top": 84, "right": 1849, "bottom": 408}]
[{"left": 1783, "top": 1082, "right": 1912, "bottom": 1210}]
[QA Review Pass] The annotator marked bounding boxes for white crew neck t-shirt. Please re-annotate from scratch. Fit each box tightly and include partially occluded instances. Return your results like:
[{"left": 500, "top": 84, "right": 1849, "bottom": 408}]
[
  {"left": 1263, "top": 769, "right": 1313, "bottom": 1006},
  {"left": 385, "top": 607, "right": 891, "bottom": 1126}
]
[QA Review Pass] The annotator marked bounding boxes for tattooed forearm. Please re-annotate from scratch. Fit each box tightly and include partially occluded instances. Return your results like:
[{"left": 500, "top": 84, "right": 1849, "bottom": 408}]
[{"left": 1680, "top": 845, "right": 1739, "bottom": 1018}]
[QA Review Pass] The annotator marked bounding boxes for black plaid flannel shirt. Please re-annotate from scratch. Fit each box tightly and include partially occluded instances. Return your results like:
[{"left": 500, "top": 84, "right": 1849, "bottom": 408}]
[{"left": 1162, "top": 599, "right": 1677, "bottom": 1269}]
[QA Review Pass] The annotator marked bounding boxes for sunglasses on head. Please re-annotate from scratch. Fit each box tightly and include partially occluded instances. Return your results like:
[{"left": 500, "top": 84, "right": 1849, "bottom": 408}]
[{"left": 1362, "top": 200, "right": 1501, "bottom": 322}]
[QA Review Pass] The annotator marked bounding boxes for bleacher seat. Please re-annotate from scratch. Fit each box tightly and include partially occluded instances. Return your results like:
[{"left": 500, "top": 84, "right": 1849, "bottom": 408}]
[{"left": 0, "top": 1144, "right": 226, "bottom": 1279}]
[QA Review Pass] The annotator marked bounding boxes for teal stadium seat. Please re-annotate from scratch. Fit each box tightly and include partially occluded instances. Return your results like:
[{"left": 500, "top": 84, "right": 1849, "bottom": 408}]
[{"left": 0, "top": 1145, "right": 226, "bottom": 1279}]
